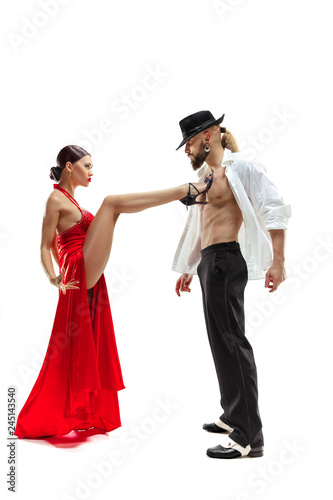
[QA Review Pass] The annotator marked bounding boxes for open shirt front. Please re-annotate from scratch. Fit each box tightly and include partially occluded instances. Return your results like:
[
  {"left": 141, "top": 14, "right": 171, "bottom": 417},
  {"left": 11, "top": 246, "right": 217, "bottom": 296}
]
[{"left": 171, "top": 148, "right": 291, "bottom": 280}]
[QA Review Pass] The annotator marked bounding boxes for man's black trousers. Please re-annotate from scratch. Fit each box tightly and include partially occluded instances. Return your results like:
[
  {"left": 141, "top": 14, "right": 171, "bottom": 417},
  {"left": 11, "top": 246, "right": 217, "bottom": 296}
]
[{"left": 197, "top": 240, "right": 264, "bottom": 448}]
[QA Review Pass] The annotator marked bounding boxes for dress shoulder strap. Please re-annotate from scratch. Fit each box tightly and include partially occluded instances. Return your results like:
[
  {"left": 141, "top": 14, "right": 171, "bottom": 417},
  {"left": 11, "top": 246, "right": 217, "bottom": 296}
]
[{"left": 53, "top": 184, "right": 81, "bottom": 211}]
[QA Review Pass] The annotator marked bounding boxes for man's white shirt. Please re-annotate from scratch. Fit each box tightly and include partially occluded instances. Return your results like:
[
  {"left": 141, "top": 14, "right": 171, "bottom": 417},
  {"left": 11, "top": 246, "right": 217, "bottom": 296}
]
[{"left": 172, "top": 148, "right": 291, "bottom": 280}]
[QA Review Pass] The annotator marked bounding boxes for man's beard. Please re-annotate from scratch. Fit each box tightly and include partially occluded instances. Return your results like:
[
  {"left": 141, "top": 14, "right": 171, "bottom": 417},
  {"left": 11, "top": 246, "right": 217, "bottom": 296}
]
[{"left": 189, "top": 141, "right": 209, "bottom": 170}]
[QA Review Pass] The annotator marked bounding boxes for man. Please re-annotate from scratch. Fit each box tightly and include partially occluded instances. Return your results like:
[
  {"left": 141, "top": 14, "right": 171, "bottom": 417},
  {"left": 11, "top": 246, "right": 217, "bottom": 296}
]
[{"left": 173, "top": 110, "right": 291, "bottom": 459}]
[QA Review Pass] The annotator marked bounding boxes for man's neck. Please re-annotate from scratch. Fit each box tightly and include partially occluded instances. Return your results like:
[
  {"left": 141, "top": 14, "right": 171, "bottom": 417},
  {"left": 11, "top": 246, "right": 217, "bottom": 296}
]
[{"left": 206, "top": 147, "right": 225, "bottom": 173}]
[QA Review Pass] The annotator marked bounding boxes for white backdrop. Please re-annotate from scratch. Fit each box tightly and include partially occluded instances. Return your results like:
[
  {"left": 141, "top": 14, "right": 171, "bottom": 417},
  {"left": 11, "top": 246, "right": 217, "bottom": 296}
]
[{"left": 1, "top": 1, "right": 332, "bottom": 499}]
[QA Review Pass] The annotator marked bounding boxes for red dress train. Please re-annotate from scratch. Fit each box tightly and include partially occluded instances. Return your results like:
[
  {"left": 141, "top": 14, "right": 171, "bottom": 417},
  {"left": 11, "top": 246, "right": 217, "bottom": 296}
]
[{"left": 14, "top": 185, "right": 125, "bottom": 438}]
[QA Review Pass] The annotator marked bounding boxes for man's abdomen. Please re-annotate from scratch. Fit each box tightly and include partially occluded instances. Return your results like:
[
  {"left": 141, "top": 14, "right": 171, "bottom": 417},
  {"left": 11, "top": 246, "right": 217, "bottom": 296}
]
[{"left": 200, "top": 203, "right": 243, "bottom": 250}]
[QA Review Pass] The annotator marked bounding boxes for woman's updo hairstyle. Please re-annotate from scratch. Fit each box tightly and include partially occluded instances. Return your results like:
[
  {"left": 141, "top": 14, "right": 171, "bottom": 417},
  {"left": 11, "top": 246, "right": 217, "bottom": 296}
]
[{"left": 49, "top": 145, "right": 90, "bottom": 182}]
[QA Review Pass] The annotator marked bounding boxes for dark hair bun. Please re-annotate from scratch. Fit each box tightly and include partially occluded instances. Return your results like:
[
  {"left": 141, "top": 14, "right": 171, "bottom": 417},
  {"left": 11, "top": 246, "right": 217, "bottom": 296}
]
[{"left": 49, "top": 166, "right": 62, "bottom": 181}]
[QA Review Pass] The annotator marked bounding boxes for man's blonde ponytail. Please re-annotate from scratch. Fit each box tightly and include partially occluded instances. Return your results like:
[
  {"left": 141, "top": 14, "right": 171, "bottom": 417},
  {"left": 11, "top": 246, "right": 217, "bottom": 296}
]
[{"left": 220, "top": 127, "right": 240, "bottom": 152}]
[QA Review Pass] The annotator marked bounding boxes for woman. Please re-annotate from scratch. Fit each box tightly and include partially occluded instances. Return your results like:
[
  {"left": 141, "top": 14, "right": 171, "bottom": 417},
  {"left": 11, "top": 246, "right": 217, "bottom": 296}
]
[{"left": 14, "top": 145, "right": 212, "bottom": 439}]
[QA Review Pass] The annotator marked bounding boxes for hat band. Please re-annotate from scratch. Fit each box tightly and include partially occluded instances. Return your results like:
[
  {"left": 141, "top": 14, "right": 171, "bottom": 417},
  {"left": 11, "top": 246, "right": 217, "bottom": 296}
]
[{"left": 182, "top": 118, "right": 220, "bottom": 139}]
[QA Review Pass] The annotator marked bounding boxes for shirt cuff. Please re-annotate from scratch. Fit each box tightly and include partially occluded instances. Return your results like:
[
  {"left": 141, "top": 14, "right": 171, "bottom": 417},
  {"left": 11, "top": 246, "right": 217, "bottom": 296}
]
[{"left": 265, "top": 204, "right": 291, "bottom": 230}]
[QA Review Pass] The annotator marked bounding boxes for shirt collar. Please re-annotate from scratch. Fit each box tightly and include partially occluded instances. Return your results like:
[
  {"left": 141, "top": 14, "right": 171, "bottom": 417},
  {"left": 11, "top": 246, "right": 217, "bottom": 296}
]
[{"left": 222, "top": 147, "right": 235, "bottom": 165}]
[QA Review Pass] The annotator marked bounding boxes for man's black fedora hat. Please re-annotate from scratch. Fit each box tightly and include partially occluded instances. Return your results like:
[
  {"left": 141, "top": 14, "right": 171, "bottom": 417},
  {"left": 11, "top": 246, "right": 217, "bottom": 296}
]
[{"left": 176, "top": 110, "right": 225, "bottom": 150}]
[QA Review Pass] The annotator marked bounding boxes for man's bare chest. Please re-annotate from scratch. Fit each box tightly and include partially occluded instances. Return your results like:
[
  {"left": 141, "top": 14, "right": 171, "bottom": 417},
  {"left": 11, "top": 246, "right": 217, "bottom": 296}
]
[{"left": 205, "top": 174, "right": 235, "bottom": 206}]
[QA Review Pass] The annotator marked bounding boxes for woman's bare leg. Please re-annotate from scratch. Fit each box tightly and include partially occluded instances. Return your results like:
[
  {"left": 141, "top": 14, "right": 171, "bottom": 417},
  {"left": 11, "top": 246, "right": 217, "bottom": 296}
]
[{"left": 82, "top": 182, "right": 206, "bottom": 289}]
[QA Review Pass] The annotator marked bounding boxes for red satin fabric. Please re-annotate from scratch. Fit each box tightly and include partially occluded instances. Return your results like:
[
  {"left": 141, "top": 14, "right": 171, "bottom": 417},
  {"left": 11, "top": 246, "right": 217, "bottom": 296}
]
[{"left": 14, "top": 188, "right": 125, "bottom": 438}]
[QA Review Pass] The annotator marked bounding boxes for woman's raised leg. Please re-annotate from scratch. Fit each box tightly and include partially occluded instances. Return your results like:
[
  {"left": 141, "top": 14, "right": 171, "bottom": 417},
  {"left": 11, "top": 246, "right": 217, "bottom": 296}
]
[{"left": 82, "top": 182, "right": 206, "bottom": 289}]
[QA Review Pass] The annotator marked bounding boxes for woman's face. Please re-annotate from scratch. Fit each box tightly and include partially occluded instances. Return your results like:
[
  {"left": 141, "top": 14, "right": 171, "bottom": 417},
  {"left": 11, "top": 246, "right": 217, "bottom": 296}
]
[{"left": 70, "top": 155, "right": 94, "bottom": 187}]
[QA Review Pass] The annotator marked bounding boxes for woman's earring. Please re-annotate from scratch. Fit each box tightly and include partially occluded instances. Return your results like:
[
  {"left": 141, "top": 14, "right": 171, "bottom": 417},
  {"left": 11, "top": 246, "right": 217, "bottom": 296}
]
[{"left": 204, "top": 143, "right": 210, "bottom": 153}]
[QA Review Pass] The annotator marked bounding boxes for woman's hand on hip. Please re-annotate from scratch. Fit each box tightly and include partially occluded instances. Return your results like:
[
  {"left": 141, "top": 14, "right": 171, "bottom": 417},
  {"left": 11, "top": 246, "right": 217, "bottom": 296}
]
[{"left": 50, "top": 266, "right": 80, "bottom": 294}]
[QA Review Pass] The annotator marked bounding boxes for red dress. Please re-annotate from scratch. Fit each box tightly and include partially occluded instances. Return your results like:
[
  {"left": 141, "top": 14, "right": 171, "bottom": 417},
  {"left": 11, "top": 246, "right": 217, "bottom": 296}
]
[{"left": 14, "top": 185, "right": 125, "bottom": 438}]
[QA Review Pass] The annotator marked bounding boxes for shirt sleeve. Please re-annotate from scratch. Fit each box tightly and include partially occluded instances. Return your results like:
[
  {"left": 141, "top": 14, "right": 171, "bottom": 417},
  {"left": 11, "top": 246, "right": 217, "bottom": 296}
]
[
  {"left": 171, "top": 204, "right": 202, "bottom": 275},
  {"left": 171, "top": 164, "right": 211, "bottom": 275},
  {"left": 240, "top": 159, "right": 291, "bottom": 230}
]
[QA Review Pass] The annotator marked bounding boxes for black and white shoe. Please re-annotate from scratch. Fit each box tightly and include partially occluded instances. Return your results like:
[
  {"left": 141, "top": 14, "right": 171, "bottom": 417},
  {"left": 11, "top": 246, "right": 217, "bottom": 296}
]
[
  {"left": 203, "top": 419, "right": 233, "bottom": 434},
  {"left": 207, "top": 438, "right": 264, "bottom": 459}
]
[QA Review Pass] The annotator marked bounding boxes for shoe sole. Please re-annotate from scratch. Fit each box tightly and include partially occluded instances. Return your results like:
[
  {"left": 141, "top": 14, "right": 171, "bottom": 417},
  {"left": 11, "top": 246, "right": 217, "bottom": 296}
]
[
  {"left": 203, "top": 429, "right": 230, "bottom": 434},
  {"left": 206, "top": 447, "right": 264, "bottom": 459}
]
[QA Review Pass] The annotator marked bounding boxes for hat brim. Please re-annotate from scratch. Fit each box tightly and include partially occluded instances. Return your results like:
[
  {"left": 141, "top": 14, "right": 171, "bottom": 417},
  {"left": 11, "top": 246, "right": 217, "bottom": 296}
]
[{"left": 176, "top": 113, "right": 225, "bottom": 150}]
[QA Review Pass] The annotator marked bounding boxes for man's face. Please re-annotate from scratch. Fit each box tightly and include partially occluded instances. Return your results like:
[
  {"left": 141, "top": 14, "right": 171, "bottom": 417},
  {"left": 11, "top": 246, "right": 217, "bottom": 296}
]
[{"left": 184, "top": 133, "right": 209, "bottom": 171}]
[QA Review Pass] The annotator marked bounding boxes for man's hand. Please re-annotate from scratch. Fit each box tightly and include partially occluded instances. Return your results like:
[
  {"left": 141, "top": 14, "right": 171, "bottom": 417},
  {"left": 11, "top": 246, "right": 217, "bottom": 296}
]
[
  {"left": 175, "top": 273, "right": 193, "bottom": 296},
  {"left": 265, "top": 262, "right": 287, "bottom": 293}
]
